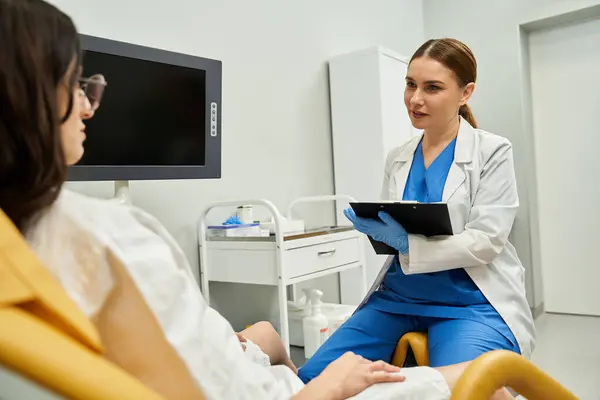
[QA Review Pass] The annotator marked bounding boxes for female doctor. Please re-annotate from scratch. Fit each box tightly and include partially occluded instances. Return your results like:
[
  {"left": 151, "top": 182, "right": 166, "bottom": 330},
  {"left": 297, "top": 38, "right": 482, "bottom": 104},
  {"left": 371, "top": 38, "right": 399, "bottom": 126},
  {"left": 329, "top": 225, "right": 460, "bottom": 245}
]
[{"left": 298, "top": 38, "right": 535, "bottom": 383}]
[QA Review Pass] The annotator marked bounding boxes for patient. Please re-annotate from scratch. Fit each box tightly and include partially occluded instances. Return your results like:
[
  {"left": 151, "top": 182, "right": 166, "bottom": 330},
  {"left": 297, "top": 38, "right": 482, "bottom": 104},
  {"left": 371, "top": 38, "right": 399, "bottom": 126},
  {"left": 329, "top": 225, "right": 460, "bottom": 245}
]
[{"left": 0, "top": 1, "right": 510, "bottom": 399}]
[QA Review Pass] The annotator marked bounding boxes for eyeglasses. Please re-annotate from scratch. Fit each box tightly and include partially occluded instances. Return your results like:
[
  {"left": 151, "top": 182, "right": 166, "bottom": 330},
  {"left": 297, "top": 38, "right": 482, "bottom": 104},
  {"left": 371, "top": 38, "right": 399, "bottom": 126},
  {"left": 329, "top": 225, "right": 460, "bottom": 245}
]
[{"left": 78, "top": 74, "right": 107, "bottom": 111}]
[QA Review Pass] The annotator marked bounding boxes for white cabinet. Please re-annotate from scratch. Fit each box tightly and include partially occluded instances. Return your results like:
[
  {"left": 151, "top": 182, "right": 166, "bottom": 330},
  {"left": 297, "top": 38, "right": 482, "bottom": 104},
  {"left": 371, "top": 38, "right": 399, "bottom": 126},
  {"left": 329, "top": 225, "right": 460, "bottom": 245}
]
[{"left": 329, "top": 46, "right": 418, "bottom": 304}]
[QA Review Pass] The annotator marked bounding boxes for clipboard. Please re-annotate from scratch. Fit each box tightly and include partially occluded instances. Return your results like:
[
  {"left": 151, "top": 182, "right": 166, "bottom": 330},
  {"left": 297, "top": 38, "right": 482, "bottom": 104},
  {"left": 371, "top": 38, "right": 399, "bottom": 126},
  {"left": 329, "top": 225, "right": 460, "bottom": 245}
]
[{"left": 349, "top": 201, "right": 453, "bottom": 255}]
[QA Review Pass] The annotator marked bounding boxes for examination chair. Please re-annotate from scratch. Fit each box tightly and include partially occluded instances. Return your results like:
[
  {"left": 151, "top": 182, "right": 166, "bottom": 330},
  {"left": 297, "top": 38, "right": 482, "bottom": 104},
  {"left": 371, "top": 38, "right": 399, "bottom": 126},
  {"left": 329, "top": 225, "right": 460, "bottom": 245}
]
[
  {"left": 0, "top": 210, "right": 168, "bottom": 400},
  {"left": 391, "top": 328, "right": 578, "bottom": 399},
  {"left": 0, "top": 209, "right": 577, "bottom": 400},
  {"left": 392, "top": 331, "right": 430, "bottom": 367}
]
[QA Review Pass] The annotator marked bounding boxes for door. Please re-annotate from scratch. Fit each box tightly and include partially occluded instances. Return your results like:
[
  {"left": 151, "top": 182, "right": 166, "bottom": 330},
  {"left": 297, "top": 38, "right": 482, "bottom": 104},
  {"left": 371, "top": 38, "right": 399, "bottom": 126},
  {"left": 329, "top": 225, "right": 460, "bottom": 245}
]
[{"left": 529, "top": 17, "right": 600, "bottom": 316}]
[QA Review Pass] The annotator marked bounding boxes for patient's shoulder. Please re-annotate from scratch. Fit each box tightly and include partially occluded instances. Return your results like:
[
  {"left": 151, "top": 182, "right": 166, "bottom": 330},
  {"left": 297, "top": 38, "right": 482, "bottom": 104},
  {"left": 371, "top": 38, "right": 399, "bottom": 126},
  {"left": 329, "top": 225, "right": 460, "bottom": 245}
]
[
  {"left": 25, "top": 189, "right": 120, "bottom": 261},
  {"left": 58, "top": 189, "right": 187, "bottom": 263},
  {"left": 55, "top": 189, "right": 152, "bottom": 235},
  {"left": 25, "top": 189, "right": 125, "bottom": 317},
  {"left": 50, "top": 189, "right": 195, "bottom": 283},
  {"left": 46, "top": 189, "right": 173, "bottom": 249}
]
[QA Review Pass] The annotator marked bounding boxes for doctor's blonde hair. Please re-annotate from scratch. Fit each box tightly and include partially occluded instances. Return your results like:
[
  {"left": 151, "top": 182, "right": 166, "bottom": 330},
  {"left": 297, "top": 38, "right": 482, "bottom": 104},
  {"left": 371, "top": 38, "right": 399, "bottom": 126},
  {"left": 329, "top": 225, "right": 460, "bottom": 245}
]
[{"left": 410, "top": 38, "right": 478, "bottom": 129}]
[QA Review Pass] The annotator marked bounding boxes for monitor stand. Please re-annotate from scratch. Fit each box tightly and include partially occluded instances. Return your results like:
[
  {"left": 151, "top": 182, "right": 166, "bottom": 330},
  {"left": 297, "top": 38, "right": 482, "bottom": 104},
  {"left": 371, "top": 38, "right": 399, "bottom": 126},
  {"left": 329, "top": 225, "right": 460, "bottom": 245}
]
[{"left": 111, "top": 180, "right": 132, "bottom": 205}]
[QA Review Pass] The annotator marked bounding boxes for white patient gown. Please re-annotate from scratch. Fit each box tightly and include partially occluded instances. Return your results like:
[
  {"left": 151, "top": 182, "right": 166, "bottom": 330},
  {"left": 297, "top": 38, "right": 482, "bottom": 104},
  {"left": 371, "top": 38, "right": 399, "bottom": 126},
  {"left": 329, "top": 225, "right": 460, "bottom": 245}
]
[{"left": 25, "top": 189, "right": 450, "bottom": 400}]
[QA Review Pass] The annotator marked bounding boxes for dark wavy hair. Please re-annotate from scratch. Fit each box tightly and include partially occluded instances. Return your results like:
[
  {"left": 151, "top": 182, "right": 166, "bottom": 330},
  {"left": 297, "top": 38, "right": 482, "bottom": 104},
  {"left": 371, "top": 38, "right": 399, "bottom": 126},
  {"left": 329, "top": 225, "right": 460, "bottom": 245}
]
[{"left": 0, "top": 0, "right": 81, "bottom": 231}]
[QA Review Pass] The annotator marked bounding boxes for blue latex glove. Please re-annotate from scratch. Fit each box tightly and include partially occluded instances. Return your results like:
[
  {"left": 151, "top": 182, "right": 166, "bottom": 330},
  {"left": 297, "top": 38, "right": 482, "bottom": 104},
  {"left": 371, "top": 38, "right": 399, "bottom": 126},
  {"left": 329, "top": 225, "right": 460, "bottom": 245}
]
[
  {"left": 223, "top": 216, "right": 242, "bottom": 225},
  {"left": 344, "top": 208, "right": 409, "bottom": 254}
]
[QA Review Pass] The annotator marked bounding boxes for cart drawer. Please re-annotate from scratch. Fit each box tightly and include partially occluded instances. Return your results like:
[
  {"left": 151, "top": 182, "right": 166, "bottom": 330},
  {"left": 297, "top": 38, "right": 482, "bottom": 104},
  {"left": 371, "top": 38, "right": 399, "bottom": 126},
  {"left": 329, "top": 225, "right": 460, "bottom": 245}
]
[
  {"left": 207, "top": 248, "right": 278, "bottom": 285},
  {"left": 284, "top": 238, "right": 360, "bottom": 279}
]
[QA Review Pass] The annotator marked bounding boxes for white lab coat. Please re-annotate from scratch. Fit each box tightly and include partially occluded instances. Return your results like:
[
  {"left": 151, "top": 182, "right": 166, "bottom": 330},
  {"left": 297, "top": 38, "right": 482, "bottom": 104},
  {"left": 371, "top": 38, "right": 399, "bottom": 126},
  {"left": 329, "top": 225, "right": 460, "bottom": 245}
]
[
  {"left": 360, "top": 117, "right": 536, "bottom": 359},
  {"left": 25, "top": 189, "right": 451, "bottom": 400}
]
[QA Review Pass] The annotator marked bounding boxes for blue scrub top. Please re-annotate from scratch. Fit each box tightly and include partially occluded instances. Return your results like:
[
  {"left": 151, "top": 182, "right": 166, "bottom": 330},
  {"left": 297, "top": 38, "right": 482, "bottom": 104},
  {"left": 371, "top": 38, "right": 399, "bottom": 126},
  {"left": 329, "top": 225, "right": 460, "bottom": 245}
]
[{"left": 366, "top": 138, "right": 518, "bottom": 348}]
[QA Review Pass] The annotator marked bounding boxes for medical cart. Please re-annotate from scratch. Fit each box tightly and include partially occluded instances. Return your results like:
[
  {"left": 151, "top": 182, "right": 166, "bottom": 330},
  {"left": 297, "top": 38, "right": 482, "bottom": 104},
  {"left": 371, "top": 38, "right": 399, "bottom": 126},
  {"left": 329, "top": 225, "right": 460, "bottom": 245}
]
[{"left": 198, "top": 195, "right": 368, "bottom": 353}]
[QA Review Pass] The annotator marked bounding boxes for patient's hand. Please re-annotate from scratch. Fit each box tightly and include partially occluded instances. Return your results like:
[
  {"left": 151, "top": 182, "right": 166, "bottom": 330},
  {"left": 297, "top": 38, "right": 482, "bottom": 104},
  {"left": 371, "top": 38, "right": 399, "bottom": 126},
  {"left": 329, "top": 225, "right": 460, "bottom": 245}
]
[
  {"left": 323, "top": 352, "right": 405, "bottom": 399},
  {"left": 296, "top": 352, "right": 405, "bottom": 400}
]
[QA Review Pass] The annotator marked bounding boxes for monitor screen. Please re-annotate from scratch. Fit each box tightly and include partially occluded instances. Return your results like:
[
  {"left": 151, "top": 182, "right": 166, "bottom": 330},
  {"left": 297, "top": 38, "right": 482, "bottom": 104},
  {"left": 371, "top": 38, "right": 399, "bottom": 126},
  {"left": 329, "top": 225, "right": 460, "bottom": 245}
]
[{"left": 80, "top": 50, "right": 207, "bottom": 167}]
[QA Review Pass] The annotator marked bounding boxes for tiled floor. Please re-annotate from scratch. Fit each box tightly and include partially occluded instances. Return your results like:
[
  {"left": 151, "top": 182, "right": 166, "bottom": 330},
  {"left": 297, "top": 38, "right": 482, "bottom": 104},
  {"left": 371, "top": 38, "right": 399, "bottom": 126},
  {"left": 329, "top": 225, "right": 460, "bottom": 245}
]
[
  {"left": 290, "top": 345, "right": 307, "bottom": 369},
  {"left": 292, "top": 313, "right": 600, "bottom": 398}
]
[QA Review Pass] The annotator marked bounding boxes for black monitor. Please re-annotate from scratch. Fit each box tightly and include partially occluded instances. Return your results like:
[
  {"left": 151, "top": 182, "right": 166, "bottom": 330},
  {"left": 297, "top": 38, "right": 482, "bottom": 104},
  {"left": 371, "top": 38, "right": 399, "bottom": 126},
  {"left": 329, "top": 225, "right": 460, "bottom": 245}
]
[{"left": 68, "top": 35, "right": 222, "bottom": 181}]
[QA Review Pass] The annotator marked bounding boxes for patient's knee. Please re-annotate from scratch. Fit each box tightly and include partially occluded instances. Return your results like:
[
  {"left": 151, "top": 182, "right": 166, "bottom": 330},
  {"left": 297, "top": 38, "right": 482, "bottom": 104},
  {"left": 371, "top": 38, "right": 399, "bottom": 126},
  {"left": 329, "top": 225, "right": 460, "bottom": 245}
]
[{"left": 253, "top": 321, "right": 279, "bottom": 338}]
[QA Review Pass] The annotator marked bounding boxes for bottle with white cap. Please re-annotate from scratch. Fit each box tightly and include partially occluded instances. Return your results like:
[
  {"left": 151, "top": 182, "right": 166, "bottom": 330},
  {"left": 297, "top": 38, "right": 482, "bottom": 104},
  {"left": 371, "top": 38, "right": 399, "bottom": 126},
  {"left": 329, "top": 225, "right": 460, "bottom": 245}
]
[{"left": 302, "top": 288, "right": 329, "bottom": 359}]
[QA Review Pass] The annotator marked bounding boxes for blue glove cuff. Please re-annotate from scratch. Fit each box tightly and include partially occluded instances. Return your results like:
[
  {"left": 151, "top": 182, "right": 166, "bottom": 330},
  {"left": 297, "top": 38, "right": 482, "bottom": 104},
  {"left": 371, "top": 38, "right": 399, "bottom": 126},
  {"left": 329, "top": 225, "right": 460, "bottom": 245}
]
[{"left": 396, "top": 236, "right": 409, "bottom": 255}]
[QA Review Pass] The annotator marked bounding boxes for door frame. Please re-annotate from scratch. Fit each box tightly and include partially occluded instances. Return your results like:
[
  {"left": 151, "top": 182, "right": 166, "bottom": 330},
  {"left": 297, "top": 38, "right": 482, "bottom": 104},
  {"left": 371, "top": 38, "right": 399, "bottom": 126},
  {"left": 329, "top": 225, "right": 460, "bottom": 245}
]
[{"left": 517, "top": 2, "right": 600, "bottom": 317}]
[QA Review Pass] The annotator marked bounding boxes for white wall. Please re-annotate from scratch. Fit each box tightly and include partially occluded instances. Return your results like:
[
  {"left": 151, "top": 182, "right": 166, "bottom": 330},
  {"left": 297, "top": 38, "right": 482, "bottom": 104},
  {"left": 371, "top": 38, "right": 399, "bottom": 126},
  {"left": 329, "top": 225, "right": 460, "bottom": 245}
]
[
  {"left": 529, "top": 17, "right": 600, "bottom": 316},
  {"left": 50, "top": 0, "right": 424, "bottom": 330},
  {"left": 422, "top": 0, "right": 600, "bottom": 311}
]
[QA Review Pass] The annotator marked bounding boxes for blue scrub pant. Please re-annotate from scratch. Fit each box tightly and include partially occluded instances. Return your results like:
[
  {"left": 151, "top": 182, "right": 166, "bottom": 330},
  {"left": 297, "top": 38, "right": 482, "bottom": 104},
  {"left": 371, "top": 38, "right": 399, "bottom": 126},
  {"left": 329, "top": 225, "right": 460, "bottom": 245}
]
[{"left": 297, "top": 306, "right": 519, "bottom": 384}]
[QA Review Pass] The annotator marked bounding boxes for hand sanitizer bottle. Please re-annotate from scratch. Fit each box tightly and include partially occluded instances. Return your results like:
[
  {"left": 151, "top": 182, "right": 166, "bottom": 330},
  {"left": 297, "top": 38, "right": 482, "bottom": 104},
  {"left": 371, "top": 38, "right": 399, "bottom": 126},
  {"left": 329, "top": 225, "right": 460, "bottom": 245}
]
[{"left": 302, "top": 288, "right": 329, "bottom": 359}]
